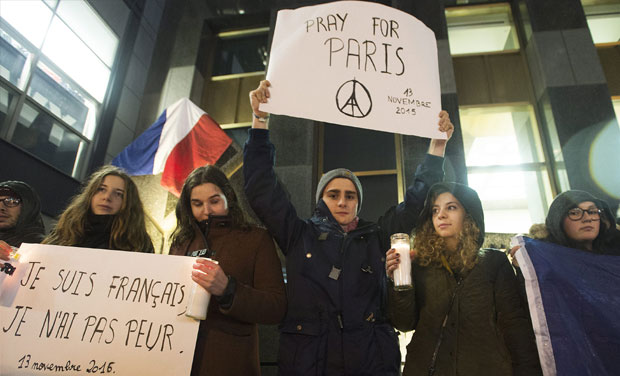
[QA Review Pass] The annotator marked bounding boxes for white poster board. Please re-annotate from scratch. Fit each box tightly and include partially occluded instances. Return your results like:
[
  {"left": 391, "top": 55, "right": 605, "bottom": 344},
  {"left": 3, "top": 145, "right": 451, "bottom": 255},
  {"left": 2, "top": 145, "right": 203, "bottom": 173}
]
[
  {"left": 0, "top": 244, "right": 200, "bottom": 375},
  {"left": 262, "top": 1, "right": 443, "bottom": 139}
]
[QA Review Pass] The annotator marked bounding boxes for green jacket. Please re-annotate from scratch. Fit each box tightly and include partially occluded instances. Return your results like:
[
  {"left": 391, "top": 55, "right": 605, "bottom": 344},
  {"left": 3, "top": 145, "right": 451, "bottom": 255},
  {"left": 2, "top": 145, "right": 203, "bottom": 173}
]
[{"left": 388, "top": 249, "right": 541, "bottom": 376}]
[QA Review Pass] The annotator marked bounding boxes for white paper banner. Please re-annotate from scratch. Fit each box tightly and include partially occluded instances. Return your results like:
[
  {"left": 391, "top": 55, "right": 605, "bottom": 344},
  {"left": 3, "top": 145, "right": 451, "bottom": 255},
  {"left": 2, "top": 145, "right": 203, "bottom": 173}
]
[
  {"left": 0, "top": 244, "right": 200, "bottom": 375},
  {"left": 262, "top": 1, "right": 443, "bottom": 139}
]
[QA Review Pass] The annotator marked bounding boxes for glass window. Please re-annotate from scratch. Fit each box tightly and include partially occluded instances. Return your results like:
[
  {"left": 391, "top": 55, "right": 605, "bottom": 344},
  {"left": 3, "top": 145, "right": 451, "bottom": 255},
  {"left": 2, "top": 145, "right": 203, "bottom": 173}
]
[
  {"left": 0, "top": 84, "right": 18, "bottom": 127},
  {"left": 12, "top": 101, "right": 88, "bottom": 176},
  {"left": 27, "top": 62, "right": 96, "bottom": 138},
  {"left": 0, "top": 0, "right": 118, "bottom": 178},
  {"left": 582, "top": 0, "right": 620, "bottom": 44},
  {"left": 0, "top": 30, "right": 32, "bottom": 88},
  {"left": 460, "top": 105, "right": 554, "bottom": 233},
  {"left": 56, "top": 0, "right": 118, "bottom": 67},
  {"left": 42, "top": 16, "right": 111, "bottom": 102},
  {"left": 0, "top": 0, "right": 53, "bottom": 49},
  {"left": 446, "top": 3, "right": 520, "bottom": 56},
  {"left": 212, "top": 29, "right": 269, "bottom": 76}
]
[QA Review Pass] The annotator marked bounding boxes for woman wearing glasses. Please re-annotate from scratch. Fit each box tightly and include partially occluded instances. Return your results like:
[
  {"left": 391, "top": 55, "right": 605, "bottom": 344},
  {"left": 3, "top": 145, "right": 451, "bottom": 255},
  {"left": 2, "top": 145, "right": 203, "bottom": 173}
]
[
  {"left": 542, "top": 190, "right": 619, "bottom": 254},
  {"left": 510, "top": 190, "right": 620, "bottom": 269}
]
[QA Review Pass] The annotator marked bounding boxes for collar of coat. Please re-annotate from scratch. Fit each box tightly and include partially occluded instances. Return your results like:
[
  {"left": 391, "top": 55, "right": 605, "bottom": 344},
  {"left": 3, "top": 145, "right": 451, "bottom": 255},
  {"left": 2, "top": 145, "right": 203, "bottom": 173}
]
[{"left": 311, "top": 200, "right": 376, "bottom": 235}]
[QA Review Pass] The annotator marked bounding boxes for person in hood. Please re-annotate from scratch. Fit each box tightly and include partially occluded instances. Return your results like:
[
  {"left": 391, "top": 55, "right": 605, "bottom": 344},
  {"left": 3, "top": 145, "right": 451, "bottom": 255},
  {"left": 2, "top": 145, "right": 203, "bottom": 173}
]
[
  {"left": 386, "top": 182, "right": 541, "bottom": 376},
  {"left": 543, "top": 190, "right": 619, "bottom": 255},
  {"left": 42, "top": 165, "right": 153, "bottom": 253},
  {"left": 244, "top": 80, "right": 453, "bottom": 375},
  {"left": 168, "top": 165, "right": 286, "bottom": 376},
  {"left": 0, "top": 181, "right": 45, "bottom": 260},
  {"left": 509, "top": 190, "right": 620, "bottom": 268}
]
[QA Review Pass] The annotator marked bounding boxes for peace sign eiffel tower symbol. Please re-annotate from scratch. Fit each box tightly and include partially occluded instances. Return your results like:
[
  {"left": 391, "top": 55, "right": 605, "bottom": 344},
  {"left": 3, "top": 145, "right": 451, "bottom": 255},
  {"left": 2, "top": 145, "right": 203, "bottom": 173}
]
[{"left": 336, "top": 78, "right": 372, "bottom": 118}]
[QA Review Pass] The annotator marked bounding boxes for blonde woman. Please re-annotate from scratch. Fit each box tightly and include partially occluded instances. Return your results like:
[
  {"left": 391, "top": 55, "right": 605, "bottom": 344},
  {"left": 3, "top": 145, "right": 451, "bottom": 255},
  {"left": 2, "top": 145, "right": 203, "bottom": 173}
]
[
  {"left": 386, "top": 182, "right": 541, "bottom": 376},
  {"left": 44, "top": 165, "right": 153, "bottom": 253}
]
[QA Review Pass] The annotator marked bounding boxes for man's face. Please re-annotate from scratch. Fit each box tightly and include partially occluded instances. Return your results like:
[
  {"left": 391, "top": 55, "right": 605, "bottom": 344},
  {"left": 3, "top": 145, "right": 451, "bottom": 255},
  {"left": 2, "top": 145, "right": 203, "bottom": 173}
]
[{"left": 0, "top": 195, "right": 22, "bottom": 230}]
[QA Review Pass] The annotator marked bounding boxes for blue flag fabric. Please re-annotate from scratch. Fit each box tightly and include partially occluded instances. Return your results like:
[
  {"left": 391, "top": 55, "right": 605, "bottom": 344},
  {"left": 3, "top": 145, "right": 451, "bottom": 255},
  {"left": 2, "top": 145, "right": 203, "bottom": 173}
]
[{"left": 513, "top": 236, "right": 620, "bottom": 376}]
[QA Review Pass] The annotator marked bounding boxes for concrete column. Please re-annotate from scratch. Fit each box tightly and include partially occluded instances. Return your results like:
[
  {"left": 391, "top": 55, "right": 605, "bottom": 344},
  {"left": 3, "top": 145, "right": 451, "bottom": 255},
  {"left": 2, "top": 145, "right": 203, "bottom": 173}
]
[
  {"left": 392, "top": 0, "right": 467, "bottom": 186},
  {"left": 514, "top": 0, "right": 620, "bottom": 208}
]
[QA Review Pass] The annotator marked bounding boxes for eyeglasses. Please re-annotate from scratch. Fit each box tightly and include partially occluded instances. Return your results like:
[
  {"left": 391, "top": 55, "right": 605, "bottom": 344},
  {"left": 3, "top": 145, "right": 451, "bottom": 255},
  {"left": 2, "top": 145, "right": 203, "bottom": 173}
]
[
  {"left": 567, "top": 207, "right": 602, "bottom": 221},
  {"left": 0, "top": 197, "right": 21, "bottom": 208}
]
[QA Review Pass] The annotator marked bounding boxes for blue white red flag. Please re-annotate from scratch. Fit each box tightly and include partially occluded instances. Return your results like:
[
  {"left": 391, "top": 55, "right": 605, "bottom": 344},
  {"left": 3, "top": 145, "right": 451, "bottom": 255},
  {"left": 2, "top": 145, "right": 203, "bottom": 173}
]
[
  {"left": 111, "top": 98, "right": 232, "bottom": 196},
  {"left": 512, "top": 236, "right": 620, "bottom": 376}
]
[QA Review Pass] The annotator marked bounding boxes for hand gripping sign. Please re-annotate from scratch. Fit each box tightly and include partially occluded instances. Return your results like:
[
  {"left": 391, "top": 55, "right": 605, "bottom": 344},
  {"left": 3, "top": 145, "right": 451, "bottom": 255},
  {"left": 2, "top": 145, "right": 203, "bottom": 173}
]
[{"left": 261, "top": 1, "right": 444, "bottom": 139}]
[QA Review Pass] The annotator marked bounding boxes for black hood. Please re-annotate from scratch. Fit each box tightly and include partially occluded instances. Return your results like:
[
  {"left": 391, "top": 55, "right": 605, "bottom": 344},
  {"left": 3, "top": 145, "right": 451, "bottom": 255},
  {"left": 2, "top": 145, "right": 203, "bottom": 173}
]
[
  {"left": 419, "top": 182, "right": 485, "bottom": 248},
  {"left": 0, "top": 180, "right": 45, "bottom": 246},
  {"left": 546, "top": 190, "right": 617, "bottom": 251}
]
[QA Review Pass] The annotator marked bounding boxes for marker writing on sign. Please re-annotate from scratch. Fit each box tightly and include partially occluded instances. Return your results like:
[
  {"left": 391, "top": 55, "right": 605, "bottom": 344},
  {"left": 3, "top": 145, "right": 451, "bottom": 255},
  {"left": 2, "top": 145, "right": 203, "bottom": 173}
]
[{"left": 305, "top": 13, "right": 348, "bottom": 32}]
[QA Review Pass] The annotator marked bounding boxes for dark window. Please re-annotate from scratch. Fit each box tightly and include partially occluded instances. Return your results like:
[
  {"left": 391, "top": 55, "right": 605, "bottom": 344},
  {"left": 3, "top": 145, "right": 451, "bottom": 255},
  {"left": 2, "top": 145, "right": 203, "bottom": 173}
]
[{"left": 212, "top": 33, "right": 268, "bottom": 76}]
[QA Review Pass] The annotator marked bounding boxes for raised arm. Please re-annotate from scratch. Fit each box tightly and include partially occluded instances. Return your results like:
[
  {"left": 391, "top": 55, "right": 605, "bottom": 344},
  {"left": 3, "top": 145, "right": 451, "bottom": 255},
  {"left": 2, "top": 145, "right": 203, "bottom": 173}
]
[
  {"left": 243, "top": 80, "right": 305, "bottom": 254},
  {"left": 250, "top": 80, "right": 271, "bottom": 130},
  {"left": 377, "top": 111, "right": 454, "bottom": 237}
]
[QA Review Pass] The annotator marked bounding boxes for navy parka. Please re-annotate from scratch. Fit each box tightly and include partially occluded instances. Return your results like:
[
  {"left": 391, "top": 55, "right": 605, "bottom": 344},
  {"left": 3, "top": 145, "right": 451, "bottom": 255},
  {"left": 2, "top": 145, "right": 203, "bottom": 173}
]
[{"left": 243, "top": 129, "right": 444, "bottom": 375}]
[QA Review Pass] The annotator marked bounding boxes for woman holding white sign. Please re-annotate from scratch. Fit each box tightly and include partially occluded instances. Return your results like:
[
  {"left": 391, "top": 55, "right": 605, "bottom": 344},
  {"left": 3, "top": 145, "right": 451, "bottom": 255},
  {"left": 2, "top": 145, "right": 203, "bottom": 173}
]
[
  {"left": 43, "top": 165, "right": 153, "bottom": 253},
  {"left": 169, "top": 165, "right": 286, "bottom": 376},
  {"left": 245, "top": 80, "right": 453, "bottom": 375},
  {"left": 386, "top": 182, "right": 542, "bottom": 376}
]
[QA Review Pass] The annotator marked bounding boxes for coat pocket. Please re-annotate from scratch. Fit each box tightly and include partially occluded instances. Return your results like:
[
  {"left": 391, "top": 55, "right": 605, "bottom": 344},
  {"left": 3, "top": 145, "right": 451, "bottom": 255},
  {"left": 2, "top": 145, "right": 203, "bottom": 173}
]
[{"left": 278, "top": 321, "right": 326, "bottom": 376}]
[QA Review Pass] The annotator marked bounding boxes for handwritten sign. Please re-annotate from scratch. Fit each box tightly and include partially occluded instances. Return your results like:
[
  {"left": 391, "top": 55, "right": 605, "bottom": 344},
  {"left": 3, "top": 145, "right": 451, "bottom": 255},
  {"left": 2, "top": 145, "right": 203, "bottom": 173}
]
[
  {"left": 0, "top": 244, "right": 200, "bottom": 375},
  {"left": 261, "top": 1, "right": 443, "bottom": 139}
]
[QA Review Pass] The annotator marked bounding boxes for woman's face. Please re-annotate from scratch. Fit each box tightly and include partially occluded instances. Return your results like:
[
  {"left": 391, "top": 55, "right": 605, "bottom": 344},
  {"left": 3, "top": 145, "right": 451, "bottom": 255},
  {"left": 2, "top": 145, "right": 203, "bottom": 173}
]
[
  {"left": 432, "top": 192, "right": 465, "bottom": 249},
  {"left": 190, "top": 183, "right": 229, "bottom": 222},
  {"left": 90, "top": 175, "right": 125, "bottom": 215},
  {"left": 562, "top": 201, "right": 600, "bottom": 248}
]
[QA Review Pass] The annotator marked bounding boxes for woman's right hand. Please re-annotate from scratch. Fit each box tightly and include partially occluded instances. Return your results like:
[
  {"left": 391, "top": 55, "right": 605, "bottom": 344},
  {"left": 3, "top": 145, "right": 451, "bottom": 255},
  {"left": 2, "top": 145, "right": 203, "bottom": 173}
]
[{"left": 0, "top": 240, "right": 12, "bottom": 261}]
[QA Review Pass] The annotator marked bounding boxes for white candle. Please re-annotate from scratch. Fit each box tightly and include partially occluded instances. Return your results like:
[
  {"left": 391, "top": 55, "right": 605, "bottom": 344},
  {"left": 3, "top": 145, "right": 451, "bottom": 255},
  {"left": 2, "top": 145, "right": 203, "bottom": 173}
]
[
  {"left": 185, "top": 258, "right": 217, "bottom": 320},
  {"left": 391, "top": 233, "right": 413, "bottom": 291}
]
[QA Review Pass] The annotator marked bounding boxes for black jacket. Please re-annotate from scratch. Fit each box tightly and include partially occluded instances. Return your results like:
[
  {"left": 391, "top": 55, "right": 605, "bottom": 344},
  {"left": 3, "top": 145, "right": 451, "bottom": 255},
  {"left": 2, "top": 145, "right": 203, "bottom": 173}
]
[{"left": 243, "top": 128, "right": 444, "bottom": 375}]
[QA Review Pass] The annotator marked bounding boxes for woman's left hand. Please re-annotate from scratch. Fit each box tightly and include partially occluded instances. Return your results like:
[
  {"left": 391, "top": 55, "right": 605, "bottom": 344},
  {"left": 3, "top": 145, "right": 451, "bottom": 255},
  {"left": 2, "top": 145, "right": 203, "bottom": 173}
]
[{"left": 192, "top": 259, "right": 229, "bottom": 296}]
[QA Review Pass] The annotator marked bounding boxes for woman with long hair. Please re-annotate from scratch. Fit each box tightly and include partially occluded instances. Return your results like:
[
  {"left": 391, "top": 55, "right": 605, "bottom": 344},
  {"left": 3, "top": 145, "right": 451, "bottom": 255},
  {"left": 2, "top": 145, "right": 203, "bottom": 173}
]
[
  {"left": 43, "top": 165, "right": 153, "bottom": 253},
  {"left": 169, "top": 165, "right": 286, "bottom": 376},
  {"left": 386, "top": 182, "right": 541, "bottom": 376}
]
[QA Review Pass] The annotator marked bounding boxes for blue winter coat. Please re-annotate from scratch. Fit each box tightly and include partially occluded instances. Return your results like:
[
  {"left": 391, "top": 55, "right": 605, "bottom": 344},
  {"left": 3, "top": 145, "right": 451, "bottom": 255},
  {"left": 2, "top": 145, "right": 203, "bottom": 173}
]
[{"left": 243, "top": 129, "right": 444, "bottom": 375}]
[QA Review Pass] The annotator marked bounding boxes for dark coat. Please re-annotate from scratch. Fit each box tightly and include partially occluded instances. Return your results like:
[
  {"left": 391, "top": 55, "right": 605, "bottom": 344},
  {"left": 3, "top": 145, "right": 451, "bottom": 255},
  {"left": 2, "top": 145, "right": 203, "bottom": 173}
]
[
  {"left": 243, "top": 129, "right": 445, "bottom": 375},
  {"left": 389, "top": 249, "right": 542, "bottom": 376},
  {"left": 0, "top": 181, "right": 45, "bottom": 246},
  {"left": 169, "top": 217, "right": 287, "bottom": 376}
]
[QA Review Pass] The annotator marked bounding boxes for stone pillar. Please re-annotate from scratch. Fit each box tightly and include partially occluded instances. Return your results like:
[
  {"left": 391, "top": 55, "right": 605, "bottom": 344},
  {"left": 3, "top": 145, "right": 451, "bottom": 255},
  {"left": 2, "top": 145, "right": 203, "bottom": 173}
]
[
  {"left": 514, "top": 0, "right": 620, "bottom": 208},
  {"left": 392, "top": 0, "right": 467, "bottom": 186}
]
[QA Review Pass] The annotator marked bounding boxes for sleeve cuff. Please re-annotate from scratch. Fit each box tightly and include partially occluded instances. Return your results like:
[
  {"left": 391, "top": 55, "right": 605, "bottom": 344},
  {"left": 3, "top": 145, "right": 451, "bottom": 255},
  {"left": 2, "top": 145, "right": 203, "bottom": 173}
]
[
  {"left": 215, "top": 275, "right": 237, "bottom": 310},
  {"left": 247, "top": 128, "right": 270, "bottom": 143},
  {"left": 423, "top": 153, "right": 445, "bottom": 169}
]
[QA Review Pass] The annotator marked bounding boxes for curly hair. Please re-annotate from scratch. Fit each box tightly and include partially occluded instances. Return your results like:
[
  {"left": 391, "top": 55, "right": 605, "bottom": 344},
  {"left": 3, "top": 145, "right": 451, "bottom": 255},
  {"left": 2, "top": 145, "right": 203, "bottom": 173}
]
[
  {"left": 43, "top": 165, "right": 153, "bottom": 252},
  {"left": 170, "top": 165, "right": 249, "bottom": 250},
  {"left": 414, "top": 214, "right": 481, "bottom": 273}
]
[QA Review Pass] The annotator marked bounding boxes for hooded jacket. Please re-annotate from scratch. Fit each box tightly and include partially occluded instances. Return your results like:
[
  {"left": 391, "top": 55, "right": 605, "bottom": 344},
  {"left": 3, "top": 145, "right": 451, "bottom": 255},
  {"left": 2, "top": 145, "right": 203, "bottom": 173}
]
[
  {"left": 169, "top": 216, "right": 286, "bottom": 376},
  {"left": 545, "top": 190, "right": 620, "bottom": 255},
  {"left": 243, "top": 128, "right": 445, "bottom": 375},
  {"left": 0, "top": 181, "right": 45, "bottom": 247},
  {"left": 389, "top": 182, "right": 542, "bottom": 376}
]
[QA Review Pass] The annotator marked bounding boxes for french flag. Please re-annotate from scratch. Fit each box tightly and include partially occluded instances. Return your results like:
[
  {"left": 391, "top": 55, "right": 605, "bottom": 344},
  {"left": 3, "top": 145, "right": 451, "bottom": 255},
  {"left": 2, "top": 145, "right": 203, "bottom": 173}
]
[
  {"left": 512, "top": 236, "right": 620, "bottom": 376},
  {"left": 112, "top": 98, "right": 232, "bottom": 196}
]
